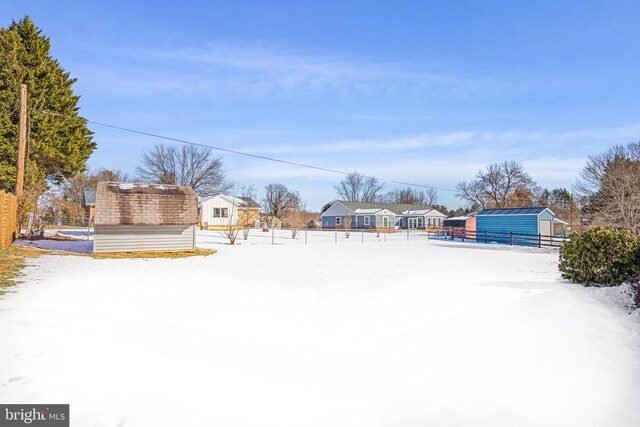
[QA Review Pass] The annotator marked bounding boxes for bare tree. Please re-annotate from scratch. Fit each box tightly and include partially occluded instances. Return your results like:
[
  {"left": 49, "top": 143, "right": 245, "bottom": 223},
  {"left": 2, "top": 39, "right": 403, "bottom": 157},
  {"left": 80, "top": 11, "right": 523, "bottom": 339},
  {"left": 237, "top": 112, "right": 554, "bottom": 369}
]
[
  {"left": 220, "top": 190, "right": 241, "bottom": 245},
  {"left": 282, "top": 192, "right": 306, "bottom": 239},
  {"left": 456, "top": 161, "right": 538, "bottom": 209},
  {"left": 262, "top": 183, "right": 298, "bottom": 227},
  {"left": 577, "top": 142, "right": 640, "bottom": 234},
  {"left": 424, "top": 188, "right": 439, "bottom": 205},
  {"left": 240, "top": 185, "right": 257, "bottom": 201},
  {"left": 341, "top": 215, "right": 352, "bottom": 238},
  {"left": 136, "top": 144, "right": 231, "bottom": 195},
  {"left": 335, "top": 172, "right": 384, "bottom": 202},
  {"left": 62, "top": 168, "right": 130, "bottom": 205},
  {"left": 455, "top": 180, "right": 486, "bottom": 210},
  {"left": 383, "top": 187, "right": 438, "bottom": 205}
]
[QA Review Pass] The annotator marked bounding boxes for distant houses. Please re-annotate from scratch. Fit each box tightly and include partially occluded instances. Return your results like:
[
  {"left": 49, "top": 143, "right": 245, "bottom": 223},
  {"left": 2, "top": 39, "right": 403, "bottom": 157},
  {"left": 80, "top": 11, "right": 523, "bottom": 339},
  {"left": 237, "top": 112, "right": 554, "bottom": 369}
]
[
  {"left": 198, "top": 194, "right": 261, "bottom": 229},
  {"left": 320, "top": 201, "right": 446, "bottom": 230}
]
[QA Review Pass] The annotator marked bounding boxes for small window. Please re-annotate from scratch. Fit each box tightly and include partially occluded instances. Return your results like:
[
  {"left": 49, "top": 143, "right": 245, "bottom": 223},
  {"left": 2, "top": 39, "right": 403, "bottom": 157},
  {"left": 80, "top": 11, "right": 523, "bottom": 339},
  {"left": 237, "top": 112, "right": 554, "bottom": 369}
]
[
  {"left": 417, "top": 217, "right": 423, "bottom": 227},
  {"left": 221, "top": 208, "right": 229, "bottom": 218},
  {"left": 364, "top": 216, "right": 370, "bottom": 226},
  {"left": 213, "top": 208, "right": 221, "bottom": 218},
  {"left": 336, "top": 217, "right": 342, "bottom": 225},
  {"left": 383, "top": 216, "right": 389, "bottom": 227}
]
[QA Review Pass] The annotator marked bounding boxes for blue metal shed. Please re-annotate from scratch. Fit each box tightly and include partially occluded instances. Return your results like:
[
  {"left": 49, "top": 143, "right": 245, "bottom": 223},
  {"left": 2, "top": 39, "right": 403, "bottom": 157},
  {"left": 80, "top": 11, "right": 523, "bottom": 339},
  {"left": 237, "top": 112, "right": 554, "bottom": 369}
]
[{"left": 475, "top": 207, "right": 559, "bottom": 246}]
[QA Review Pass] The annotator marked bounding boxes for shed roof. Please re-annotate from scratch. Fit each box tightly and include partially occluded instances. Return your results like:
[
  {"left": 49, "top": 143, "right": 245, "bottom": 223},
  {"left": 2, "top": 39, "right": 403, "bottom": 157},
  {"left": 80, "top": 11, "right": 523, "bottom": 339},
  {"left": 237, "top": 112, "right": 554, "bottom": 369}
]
[
  {"left": 477, "top": 207, "right": 550, "bottom": 216},
  {"left": 95, "top": 182, "right": 198, "bottom": 226},
  {"left": 82, "top": 188, "right": 96, "bottom": 206}
]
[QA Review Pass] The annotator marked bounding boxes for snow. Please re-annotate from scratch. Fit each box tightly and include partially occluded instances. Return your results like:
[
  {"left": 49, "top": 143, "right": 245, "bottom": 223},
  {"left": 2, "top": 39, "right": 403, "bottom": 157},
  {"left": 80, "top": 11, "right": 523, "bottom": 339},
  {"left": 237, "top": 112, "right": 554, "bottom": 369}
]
[
  {"left": 14, "top": 238, "right": 93, "bottom": 254},
  {"left": 1, "top": 229, "right": 639, "bottom": 426}
]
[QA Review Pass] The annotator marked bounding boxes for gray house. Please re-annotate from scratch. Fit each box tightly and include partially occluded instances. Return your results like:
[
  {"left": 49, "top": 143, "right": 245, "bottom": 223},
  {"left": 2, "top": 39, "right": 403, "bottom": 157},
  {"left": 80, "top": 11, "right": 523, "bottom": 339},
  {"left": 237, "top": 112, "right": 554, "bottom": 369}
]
[
  {"left": 93, "top": 182, "right": 198, "bottom": 253},
  {"left": 320, "top": 201, "right": 446, "bottom": 230}
]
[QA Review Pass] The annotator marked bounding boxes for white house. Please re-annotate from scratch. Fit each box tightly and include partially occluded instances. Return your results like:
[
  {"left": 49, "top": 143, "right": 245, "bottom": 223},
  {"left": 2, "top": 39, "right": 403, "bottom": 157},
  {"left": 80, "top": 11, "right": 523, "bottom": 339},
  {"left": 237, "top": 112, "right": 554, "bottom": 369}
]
[{"left": 198, "top": 194, "right": 261, "bottom": 229}]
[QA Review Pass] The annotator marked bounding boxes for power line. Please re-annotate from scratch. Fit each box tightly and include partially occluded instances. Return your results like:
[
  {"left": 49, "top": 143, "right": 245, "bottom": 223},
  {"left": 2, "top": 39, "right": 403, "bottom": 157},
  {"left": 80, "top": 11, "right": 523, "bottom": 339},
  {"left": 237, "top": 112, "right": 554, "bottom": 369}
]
[{"left": 34, "top": 108, "right": 457, "bottom": 193}]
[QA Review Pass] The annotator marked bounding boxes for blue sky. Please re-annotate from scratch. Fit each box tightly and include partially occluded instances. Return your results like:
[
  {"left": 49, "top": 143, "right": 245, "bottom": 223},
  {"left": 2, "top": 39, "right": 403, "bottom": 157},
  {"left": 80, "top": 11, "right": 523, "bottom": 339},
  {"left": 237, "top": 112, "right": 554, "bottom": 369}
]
[{"left": 2, "top": 1, "right": 640, "bottom": 210}]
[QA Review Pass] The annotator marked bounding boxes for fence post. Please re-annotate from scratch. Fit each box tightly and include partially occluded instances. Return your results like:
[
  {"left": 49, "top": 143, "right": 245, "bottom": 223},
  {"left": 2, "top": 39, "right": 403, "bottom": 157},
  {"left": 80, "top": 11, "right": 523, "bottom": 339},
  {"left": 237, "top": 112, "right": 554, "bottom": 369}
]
[
  {"left": 510, "top": 232, "right": 513, "bottom": 246},
  {"left": 271, "top": 228, "right": 274, "bottom": 245},
  {"left": 484, "top": 230, "right": 488, "bottom": 244},
  {"left": 538, "top": 233, "right": 541, "bottom": 248},
  {"left": 462, "top": 229, "right": 465, "bottom": 243}
]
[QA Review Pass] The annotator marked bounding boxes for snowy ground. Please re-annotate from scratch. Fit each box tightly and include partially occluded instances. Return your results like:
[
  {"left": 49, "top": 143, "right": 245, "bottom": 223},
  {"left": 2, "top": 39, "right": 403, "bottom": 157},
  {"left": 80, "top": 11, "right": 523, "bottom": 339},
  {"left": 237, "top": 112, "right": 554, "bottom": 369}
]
[{"left": 1, "top": 229, "right": 639, "bottom": 426}]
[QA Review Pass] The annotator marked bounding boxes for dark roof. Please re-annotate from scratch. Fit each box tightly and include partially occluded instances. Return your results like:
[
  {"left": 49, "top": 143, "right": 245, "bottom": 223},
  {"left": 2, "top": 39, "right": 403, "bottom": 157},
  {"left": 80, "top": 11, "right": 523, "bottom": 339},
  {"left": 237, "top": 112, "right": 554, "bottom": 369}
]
[
  {"left": 239, "top": 197, "right": 260, "bottom": 208},
  {"left": 95, "top": 182, "right": 198, "bottom": 226},
  {"left": 336, "top": 201, "right": 441, "bottom": 215},
  {"left": 82, "top": 188, "right": 96, "bottom": 206},
  {"left": 477, "top": 207, "right": 549, "bottom": 216}
]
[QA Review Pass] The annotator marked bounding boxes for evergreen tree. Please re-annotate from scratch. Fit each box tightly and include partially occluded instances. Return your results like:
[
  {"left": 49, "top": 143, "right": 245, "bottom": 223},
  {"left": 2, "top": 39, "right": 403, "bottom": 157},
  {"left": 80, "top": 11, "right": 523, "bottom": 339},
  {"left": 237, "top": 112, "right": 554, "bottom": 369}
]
[{"left": 0, "top": 16, "right": 95, "bottom": 193}]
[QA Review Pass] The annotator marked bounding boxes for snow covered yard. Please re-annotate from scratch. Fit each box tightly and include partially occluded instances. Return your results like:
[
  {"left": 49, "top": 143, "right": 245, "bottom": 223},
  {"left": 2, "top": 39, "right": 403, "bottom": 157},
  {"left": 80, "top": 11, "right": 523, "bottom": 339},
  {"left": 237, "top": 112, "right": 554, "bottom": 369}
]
[{"left": 1, "top": 230, "right": 639, "bottom": 426}]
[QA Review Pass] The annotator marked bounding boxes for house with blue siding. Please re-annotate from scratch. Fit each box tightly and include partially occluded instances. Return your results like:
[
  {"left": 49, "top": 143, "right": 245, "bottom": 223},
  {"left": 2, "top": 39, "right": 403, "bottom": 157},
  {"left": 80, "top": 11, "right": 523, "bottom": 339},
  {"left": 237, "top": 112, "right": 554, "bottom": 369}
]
[
  {"left": 321, "top": 201, "right": 446, "bottom": 231},
  {"left": 475, "top": 207, "right": 566, "bottom": 245}
]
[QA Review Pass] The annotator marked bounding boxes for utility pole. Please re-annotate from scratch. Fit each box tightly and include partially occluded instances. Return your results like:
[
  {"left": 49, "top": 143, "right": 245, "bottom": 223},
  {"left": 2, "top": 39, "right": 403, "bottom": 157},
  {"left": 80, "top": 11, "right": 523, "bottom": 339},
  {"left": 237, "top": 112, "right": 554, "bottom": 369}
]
[{"left": 16, "top": 84, "right": 27, "bottom": 198}]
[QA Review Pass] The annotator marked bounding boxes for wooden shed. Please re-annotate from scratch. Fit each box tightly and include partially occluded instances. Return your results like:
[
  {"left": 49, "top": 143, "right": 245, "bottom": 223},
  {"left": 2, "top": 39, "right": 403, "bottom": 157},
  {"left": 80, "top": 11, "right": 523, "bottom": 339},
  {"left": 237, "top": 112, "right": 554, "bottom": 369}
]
[
  {"left": 443, "top": 213, "right": 476, "bottom": 238},
  {"left": 94, "top": 182, "right": 198, "bottom": 253}
]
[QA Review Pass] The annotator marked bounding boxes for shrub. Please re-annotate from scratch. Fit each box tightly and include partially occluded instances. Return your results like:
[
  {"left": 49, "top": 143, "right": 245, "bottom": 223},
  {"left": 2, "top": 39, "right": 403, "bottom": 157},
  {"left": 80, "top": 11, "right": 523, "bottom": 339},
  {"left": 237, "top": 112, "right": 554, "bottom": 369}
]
[
  {"left": 629, "top": 275, "right": 640, "bottom": 310},
  {"left": 559, "top": 227, "right": 640, "bottom": 286}
]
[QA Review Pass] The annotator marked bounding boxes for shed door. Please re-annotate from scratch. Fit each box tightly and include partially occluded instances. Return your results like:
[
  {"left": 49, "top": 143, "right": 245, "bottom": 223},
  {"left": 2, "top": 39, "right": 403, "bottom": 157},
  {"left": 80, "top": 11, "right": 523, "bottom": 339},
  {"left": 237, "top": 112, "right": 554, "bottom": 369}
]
[{"left": 539, "top": 219, "right": 552, "bottom": 236}]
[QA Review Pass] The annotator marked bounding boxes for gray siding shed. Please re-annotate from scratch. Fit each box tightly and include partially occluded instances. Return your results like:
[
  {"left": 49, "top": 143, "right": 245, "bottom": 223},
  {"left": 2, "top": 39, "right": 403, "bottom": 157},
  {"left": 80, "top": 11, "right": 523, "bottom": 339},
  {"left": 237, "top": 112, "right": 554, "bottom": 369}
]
[{"left": 93, "top": 182, "right": 198, "bottom": 253}]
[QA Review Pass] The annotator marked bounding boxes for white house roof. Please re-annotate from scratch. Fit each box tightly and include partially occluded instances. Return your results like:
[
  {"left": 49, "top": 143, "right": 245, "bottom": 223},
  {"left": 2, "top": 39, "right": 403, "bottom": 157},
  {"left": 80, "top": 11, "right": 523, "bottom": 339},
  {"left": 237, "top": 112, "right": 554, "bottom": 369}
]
[
  {"left": 403, "top": 209, "right": 433, "bottom": 215},
  {"left": 355, "top": 208, "right": 383, "bottom": 214},
  {"left": 198, "top": 194, "right": 260, "bottom": 208}
]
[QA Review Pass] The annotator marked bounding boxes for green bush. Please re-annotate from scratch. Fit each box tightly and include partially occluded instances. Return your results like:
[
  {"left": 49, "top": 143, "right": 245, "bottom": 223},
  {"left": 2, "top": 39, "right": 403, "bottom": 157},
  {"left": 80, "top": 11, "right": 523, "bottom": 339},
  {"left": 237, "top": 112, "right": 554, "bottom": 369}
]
[{"left": 559, "top": 227, "right": 640, "bottom": 286}]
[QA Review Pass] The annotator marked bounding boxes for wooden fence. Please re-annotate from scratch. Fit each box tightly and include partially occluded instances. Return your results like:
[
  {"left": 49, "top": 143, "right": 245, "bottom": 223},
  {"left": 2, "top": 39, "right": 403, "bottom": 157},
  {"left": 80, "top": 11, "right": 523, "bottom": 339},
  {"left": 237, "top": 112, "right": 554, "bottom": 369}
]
[
  {"left": 440, "top": 227, "right": 568, "bottom": 248},
  {"left": 0, "top": 191, "right": 18, "bottom": 250}
]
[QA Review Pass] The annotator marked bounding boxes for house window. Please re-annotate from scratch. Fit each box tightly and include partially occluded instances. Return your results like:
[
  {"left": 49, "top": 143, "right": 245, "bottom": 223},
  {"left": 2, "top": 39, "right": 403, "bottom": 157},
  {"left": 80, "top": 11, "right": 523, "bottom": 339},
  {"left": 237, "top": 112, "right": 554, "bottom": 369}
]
[
  {"left": 213, "top": 208, "right": 221, "bottom": 217},
  {"left": 383, "top": 216, "right": 388, "bottom": 227},
  {"left": 417, "top": 217, "right": 423, "bottom": 227},
  {"left": 336, "top": 216, "right": 341, "bottom": 225},
  {"left": 364, "top": 216, "right": 370, "bottom": 226},
  {"left": 221, "top": 208, "right": 229, "bottom": 218},
  {"left": 427, "top": 217, "right": 432, "bottom": 226}
]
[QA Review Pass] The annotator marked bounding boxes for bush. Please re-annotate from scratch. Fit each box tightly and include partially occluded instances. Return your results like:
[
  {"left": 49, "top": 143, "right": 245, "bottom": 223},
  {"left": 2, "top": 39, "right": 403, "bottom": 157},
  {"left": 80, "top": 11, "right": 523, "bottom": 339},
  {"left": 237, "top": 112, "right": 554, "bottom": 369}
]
[
  {"left": 559, "top": 227, "right": 640, "bottom": 286},
  {"left": 629, "top": 275, "right": 640, "bottom": 310}
]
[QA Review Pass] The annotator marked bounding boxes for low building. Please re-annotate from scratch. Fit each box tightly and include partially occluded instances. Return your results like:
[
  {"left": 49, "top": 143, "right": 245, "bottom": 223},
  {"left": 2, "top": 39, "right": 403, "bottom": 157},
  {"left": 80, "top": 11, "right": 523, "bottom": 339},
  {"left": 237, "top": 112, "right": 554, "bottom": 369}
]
[
  {"left": 320, "top": 201, "right": 446, "bottom": 230},
  {"left": 475, "top": 207, "right": 566, "bottom": 246},
  {"left": 82, "top": 188, "right": 96, "bottom": 224},
  {"left": 198, "top": 194, "right": 261, "bottom": 229},
  {"left": 94, "top": 182, "right": 198, "bottom": 253},
  {"left": 443, "top": 213, "right": 476, "bottom": 237}
]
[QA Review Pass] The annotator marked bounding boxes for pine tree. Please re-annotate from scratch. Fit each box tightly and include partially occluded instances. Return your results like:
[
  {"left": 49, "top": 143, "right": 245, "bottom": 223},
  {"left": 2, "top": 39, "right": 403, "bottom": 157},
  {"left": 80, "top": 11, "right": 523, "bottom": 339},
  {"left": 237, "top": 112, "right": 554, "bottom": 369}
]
[{"left": 0, "top": 16, "right": 95, "bottom": 193}]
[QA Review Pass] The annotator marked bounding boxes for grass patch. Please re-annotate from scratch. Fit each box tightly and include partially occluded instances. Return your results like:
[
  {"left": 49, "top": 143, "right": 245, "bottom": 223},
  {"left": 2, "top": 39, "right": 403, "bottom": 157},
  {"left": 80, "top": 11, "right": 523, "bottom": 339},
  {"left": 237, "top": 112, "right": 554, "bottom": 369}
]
[
  {"left": 0, "top": 245, "right": 44, "bottom": 291},
  {"left": 90, "top": 247, "right": 215, "bottom": 259}
]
